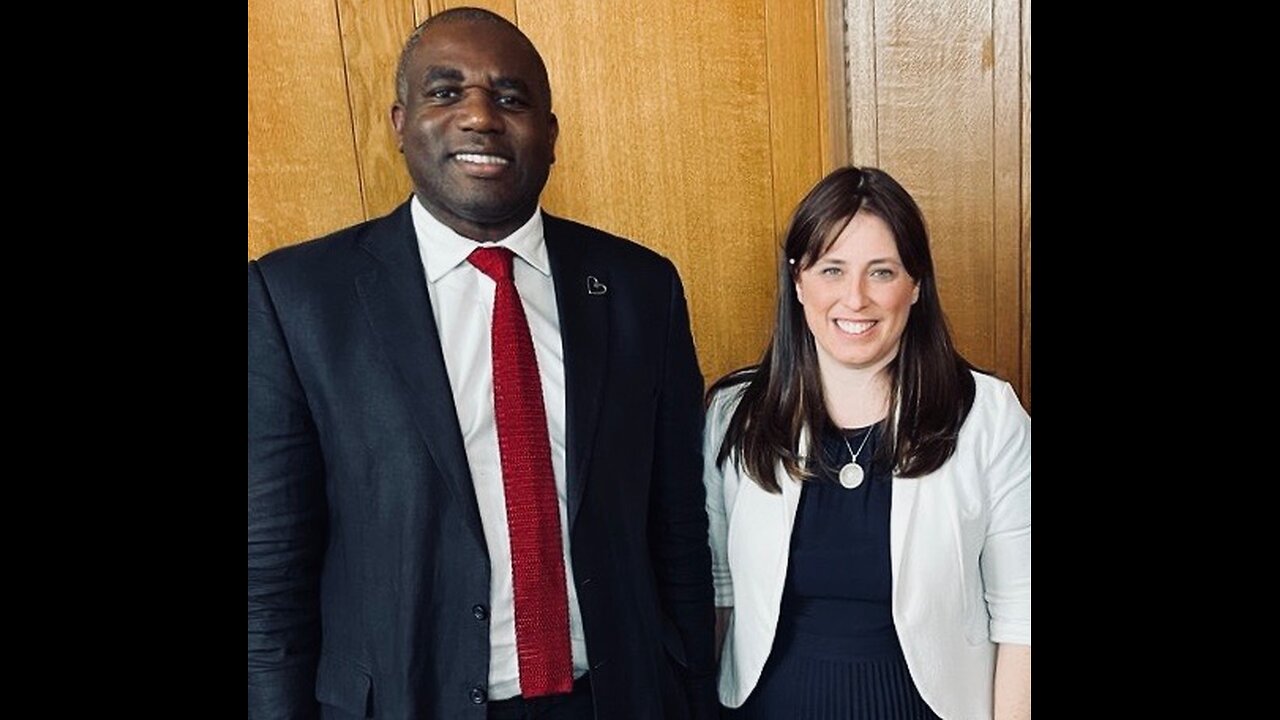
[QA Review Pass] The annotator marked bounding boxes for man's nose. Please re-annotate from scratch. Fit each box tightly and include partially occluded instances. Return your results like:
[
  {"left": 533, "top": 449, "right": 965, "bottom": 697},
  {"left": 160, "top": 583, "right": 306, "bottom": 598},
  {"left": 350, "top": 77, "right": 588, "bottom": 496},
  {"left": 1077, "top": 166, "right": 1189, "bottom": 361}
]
[{"left": 457, "top": 89, "right": 505, "bottom": 133}]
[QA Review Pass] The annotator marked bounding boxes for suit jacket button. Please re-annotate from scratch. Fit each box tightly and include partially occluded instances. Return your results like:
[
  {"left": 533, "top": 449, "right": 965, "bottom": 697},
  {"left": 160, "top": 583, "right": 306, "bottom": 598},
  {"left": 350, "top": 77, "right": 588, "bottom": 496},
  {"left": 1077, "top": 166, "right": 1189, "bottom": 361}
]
[
  {"left": 469, "top": 686, "right": 487, "bottom": 704},
  {"left": 472, "top": 604, "right": 489, "bottom": 621}
]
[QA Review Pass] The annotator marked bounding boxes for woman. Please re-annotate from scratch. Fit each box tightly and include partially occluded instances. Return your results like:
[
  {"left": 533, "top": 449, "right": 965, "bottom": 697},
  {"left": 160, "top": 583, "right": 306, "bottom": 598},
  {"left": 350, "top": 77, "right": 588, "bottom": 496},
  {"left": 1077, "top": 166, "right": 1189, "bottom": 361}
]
[{"left": 704, "top": 166, "right": 1030, "bottom": 719}]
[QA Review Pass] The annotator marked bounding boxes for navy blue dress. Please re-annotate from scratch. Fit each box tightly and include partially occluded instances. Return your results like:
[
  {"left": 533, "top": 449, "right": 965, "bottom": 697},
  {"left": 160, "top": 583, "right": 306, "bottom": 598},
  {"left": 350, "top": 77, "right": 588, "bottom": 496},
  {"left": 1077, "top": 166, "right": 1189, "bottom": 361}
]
[{"left": 726, "top": 424, "right": 941, "bottom": 720}]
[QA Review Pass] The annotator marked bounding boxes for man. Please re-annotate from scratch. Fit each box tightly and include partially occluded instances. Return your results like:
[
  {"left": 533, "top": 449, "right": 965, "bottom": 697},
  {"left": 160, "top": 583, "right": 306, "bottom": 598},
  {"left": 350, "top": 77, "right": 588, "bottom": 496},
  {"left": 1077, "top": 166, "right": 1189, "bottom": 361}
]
[{"left": 248, "top": 8, "right": 717, "bottom": 720}]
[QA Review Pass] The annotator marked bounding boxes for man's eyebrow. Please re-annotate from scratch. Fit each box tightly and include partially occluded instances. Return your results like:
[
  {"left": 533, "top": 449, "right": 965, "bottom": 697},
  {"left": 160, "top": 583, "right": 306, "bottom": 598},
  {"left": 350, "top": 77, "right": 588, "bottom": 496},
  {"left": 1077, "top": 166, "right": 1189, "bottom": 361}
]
[
  {"left": 421, "top": 66, "right": 465, "bottom": 85},
  {"left": 491, "top": 77, "right": 532, "bottom": 94}
]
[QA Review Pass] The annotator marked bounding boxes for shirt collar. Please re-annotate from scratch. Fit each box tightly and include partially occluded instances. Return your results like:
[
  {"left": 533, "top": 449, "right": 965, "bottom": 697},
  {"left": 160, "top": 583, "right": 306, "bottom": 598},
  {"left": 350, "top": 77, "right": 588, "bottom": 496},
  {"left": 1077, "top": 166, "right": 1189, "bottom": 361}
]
[{"left": 411, "top": 196, "right": 550, "bottom": 282}]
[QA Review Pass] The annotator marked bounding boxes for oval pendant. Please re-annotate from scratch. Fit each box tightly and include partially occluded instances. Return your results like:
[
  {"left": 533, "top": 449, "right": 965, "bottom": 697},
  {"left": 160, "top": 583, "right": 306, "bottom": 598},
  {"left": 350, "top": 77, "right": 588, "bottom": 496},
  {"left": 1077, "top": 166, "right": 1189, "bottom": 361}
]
[{"left": 838, "top": 462, "right": 864, "bottom": 489}]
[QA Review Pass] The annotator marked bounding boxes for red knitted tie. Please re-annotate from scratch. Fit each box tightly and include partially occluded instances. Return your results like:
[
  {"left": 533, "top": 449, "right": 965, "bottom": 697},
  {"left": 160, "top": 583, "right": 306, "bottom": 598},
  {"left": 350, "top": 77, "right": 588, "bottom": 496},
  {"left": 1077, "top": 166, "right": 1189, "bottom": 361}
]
[{"left": 468, "top": 246, "right": 574, "bottom": 698}]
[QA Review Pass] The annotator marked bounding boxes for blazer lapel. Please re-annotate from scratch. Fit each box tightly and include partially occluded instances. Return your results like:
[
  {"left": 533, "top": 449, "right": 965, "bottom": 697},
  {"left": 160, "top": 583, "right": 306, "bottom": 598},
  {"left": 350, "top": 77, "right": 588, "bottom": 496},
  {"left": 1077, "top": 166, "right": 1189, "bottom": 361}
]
[
  {"left": 886, "top": 396, "right": 919, "bottom": 589},
  {"left": 355, "top": 202, "right": 486, "bottom": 550},
  {"left": 544, "top": 215, "right": 609, "bottom": 531},
  {"left": 780, "top": 426, "right": 810, "bottom": 528},
  {"left": 889, "top": 476, "right": 920, "bottom": 585}
]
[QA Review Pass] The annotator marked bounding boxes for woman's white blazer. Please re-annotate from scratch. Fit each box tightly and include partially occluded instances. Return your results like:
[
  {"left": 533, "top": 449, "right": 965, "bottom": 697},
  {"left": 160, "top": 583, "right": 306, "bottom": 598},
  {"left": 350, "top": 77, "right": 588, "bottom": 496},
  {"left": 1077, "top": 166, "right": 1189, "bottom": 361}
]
[{"left": 704, "top": 371, "right": 1031, "bottom": 719}]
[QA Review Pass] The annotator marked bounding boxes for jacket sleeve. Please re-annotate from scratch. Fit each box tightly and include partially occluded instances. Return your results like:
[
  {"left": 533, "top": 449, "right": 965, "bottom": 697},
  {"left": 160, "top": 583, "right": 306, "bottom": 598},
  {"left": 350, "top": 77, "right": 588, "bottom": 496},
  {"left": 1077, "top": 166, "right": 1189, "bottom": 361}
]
[
  {"left": 648, "top": 260, "right": 719, "bottom": 718},
  {"left": 980, "top": 381, "right": 1031, "bottom": 646},
  {"left": 248, "top": 262, "right": 326, "bottom": 720},
  {"left": 703, "top": 388, "right": 737, "bottom": 609}
]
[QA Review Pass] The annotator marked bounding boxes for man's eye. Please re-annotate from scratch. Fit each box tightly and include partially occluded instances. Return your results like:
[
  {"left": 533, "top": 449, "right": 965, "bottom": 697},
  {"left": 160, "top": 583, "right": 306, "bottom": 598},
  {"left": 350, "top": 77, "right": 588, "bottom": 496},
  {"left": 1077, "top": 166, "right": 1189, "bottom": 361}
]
[
  {"left": 496, "top": 95, "right": 529, "bottom": 108},
  {"left": 427, "top": 88, "right": 459, "bottom": 100}
]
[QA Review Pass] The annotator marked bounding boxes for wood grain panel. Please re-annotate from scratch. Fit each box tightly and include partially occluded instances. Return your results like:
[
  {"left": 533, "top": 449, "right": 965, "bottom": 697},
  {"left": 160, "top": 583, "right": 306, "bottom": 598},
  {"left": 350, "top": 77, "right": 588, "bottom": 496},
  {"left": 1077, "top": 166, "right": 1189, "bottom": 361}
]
[
  {"left": 249, "top": 0, "right": 849, "bottom": 390},
  {"left": 1021, "top": 0, "right": 1031, "bottom": 410},
  {"left": 765, "top": 0, "right": 824, "bottom": 245},
  {"left": 248, "top": 0, "right": 364, "bottom": 260},
  {"left": 519, "top": 1, "right": 779, "bottom": 385},
  {"left": 429, "top": 0, "right": 516, "bottom": 20},
  {"left": 993, "top": 0, "right": 1023, "bottom": 391},
  {"left": 336, "top": 0, "right": 416, "bottom": 221},
  {"left": 872, "top": 0, "right": 997, "bottom": 372}
]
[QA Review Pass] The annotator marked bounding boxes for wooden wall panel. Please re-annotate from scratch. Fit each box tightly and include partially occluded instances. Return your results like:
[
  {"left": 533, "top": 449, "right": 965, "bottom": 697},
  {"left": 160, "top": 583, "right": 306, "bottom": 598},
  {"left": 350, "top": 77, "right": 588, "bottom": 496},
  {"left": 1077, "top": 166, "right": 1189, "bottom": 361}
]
[
  {"left": 765, "top": 0, "right": 824, "bottom": 245},
  {"left": 520, "top": 0, "right": 783, "bottom": 385},
  {"left": 248, "top": 0, "right": 365, "bottom": 259},
  {"left": 249, "top": 0, "right": 846, "bottom": 388},
  {"left": 873, "top": 0, "right": 999, "bottom": 373},
  {"left": 336, "top": 0, "right": 416, "bottom": 221},
  {"left": 428, "top": 0, "right": 516, "bottom": 20},
  {"left": 844, "top": 0, "right": 1029, "bottom": 403}
]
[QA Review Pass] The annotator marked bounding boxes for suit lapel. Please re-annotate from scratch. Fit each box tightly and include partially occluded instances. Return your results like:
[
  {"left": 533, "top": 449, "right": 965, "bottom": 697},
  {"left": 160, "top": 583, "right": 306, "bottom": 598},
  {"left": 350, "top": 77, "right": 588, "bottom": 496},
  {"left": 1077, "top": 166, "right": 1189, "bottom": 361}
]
[
  {"left": 355, "top": 202, "right": 486, "bottom": 550},
  {"left": 544, "top": 215, "right": 609, "bottom": 531}
]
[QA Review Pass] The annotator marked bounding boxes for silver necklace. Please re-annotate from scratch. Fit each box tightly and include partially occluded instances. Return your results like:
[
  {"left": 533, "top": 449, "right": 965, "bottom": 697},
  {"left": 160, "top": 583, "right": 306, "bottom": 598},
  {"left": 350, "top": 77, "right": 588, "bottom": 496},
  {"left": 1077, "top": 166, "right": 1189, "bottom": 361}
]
[{"left": 838, "top": 427, "right": 874, "bottom": 489}]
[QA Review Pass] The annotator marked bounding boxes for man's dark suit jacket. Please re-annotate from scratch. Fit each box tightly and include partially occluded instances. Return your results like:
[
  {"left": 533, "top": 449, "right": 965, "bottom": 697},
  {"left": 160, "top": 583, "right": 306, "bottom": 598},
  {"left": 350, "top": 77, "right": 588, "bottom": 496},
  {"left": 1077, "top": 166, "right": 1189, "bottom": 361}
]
[{"left": 248, "top": 201, "right": 717, "bottom": 719}]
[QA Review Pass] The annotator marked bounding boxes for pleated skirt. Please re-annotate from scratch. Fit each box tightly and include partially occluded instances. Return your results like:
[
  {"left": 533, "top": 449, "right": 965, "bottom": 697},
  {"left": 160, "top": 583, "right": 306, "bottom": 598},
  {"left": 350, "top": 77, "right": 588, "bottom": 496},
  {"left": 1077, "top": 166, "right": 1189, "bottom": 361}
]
[{"left": 723, "top": 628, "right": 941, "bottom": 720}]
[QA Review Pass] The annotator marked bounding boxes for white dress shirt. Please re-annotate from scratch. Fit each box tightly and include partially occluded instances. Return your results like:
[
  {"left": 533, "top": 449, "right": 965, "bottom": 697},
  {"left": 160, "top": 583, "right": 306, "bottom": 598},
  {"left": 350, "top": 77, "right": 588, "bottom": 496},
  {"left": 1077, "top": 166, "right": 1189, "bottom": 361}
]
[{"left": 411, "top": 198, "right": 588, "bottom": 700}]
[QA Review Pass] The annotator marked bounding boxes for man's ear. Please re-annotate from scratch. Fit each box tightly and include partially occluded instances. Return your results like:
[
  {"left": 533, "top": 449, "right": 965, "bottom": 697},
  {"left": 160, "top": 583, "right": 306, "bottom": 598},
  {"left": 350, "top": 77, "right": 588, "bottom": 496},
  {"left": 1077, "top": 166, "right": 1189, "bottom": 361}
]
[
  {"left": 391, "top": 103, "right": 406, "bottom": 152},
  {"left": 547, "top": 112, "right": 559, "bottom": 165}
]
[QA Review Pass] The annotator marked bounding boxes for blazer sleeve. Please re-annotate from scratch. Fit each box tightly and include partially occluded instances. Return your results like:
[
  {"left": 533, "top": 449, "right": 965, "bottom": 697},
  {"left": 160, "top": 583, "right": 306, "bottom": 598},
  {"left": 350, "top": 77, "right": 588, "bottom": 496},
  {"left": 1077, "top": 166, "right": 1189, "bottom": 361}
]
[
  {"left": 703, "top": 388, "right": 738, "bottom": 608},
  {"left": 647, "top": 260, "right": 719, "bottom": 716},
  {"left": 980, "top": 381, "right": 1032, "bottom": 646},
  {"left": 248, "top": 262, "right": 326, "bottom": 719}
]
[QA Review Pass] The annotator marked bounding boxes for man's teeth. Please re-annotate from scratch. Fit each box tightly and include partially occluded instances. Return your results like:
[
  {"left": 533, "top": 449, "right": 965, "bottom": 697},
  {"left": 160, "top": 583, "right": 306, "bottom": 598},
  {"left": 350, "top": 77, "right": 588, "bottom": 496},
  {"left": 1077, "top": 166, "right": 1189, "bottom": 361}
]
[
  {"left": 455, "top": 153, "right": 509, "bottom": 165},
  {"left": 835, "top": 319, "right": 874, "bottom": 334}
]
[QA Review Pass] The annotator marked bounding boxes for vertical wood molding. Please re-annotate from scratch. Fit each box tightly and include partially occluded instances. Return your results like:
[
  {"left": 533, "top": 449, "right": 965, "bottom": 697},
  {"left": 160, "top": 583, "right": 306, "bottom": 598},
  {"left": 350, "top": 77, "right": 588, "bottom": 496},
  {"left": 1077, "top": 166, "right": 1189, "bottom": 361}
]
[
  {"left": 817, "top": 0, "right": 850, "bottom": 173},
  {"left": 993, "top": 0, "right": 1022, "bottom": 392},
  {"left": 1020, "top": 0, "right": 1031, "bottom": 411},
  {"left": 844, "top": 0, "right": 879, "bottom": 167}
]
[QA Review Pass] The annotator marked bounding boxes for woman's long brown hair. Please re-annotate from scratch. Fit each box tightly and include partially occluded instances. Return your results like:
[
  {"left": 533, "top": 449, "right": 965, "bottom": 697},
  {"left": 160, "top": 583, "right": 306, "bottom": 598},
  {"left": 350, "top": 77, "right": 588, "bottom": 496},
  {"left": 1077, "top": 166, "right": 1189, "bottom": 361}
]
[{"left": 709, "top": 166, "right": 977, "bottom": 492}]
